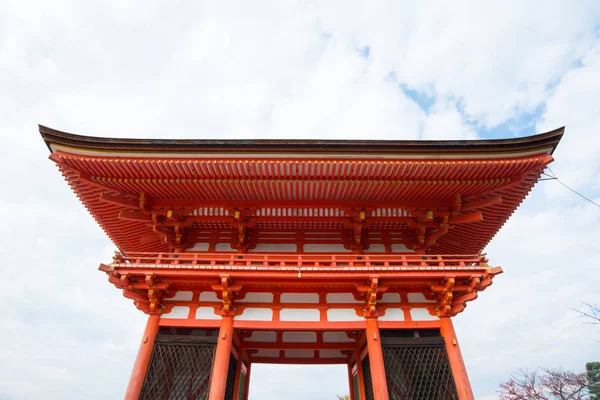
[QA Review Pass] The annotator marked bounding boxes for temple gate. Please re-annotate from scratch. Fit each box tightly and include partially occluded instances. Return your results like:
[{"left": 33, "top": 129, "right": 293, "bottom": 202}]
[{"left": 40, "top": 125, "right": 564, "bottom": 400}]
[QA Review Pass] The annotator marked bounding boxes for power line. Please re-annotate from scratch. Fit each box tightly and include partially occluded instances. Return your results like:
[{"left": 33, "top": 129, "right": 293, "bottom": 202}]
[{"left": 546, "top": 167, "right": 600, "bottom": 209}]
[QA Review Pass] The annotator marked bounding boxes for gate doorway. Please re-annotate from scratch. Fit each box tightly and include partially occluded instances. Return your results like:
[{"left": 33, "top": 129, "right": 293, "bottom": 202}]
[
  {"left": 249, "top": 364, "right": 348, "bottom": 399},
  {"left": 138, "top": 327, "right": 459, "bottom": 400}
]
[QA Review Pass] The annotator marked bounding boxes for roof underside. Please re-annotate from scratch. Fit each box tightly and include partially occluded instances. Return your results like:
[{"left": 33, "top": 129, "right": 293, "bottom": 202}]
[{"left": 41, "top": 125, "right": 563, "bottom": 255}]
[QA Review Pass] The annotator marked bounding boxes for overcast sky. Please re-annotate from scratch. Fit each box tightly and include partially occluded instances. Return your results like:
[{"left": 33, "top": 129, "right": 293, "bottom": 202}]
[{"left": 1, "top": 1, "right": 599, "bottom": 399}]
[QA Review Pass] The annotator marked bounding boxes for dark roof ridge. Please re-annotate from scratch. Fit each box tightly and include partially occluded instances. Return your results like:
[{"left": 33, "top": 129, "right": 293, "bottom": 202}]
[{"left": 39, "top": 124, "right": 564, "bottom": 155}]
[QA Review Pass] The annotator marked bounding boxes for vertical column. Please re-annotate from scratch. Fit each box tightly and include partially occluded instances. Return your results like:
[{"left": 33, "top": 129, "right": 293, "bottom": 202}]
[
  {"left": 365, "top": 317, "right": 389, "bottom": 400},
  {"left": 243, "top": 361, "right": 251, "bottom": 400},
  {"left": 440, "top": 317, "right": 474, "bottom": 400},
  {"left": 355, "top": 349, "right": 367, "bottom": 400},
  {"left": 348, "top": 362, "right": 356, "bottom": 400},
  {"left": 125, "top": 314, "right": 160, "bottom": 400},
  {"left": 209, "top": 315, "right": 234, "bottom": 400},
  {"left": 233, "top": 350, "right": 244, "bottom": 400}
]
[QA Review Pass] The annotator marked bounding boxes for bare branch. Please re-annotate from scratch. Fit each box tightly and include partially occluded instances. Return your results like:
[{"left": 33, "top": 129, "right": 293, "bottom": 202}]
[{"left": 573, "top": 301, "right": 600, "bottom": 325}]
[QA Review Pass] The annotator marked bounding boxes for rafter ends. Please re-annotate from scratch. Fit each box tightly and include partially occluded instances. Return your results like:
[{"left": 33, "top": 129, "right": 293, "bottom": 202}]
[
  {"left": 98, "top": 263, "right": 113, "bottom": 272},
  {"left": 48, "top": 152, "right": 63, "bottom": 164}
]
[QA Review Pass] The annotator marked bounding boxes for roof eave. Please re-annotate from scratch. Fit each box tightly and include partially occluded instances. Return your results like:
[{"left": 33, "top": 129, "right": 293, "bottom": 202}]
[{"left": 39, "top": 124, "right": 564, "bottom": 156}]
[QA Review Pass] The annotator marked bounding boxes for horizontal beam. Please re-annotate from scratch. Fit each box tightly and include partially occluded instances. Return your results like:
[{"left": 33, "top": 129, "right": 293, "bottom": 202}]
[
  {"left": 109, "top": 267, "right": 494, "bottom": 281},
  {"left": 157, "top": 318, "right": 441, "bottom": 331},
  {"left": 100, "top": 193, "right": 139, "bottom": 209},
  {"left": 118, "top": 210, "right": 152, "bottom": 222},
  {"left": 242, "top": 342, "right": 356, "bottom": 350},
  {"left": 252, "top": 357, "right": 348, "bottom": 365},
  {"left": 150, "top": 199, "right": 455, "bottom": 210},
  {"left": 158, "top": 319, "right": 367, "bottom": 330},
  {"left": 449, "top": 211, "right": 483, "bottom": 224},
  {"left": 462, "top": 196, "right": 503, "bottom": 211}
]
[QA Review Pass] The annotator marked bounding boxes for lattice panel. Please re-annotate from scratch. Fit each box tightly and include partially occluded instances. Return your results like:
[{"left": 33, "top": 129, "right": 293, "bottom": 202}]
[
  {"left": 140, "top": 343, "right": 215, "bottom": 400},
  {"left": 237, "top": 371, "right": 246, "bottom": 400},
  {"left": 353, "top": 373, "right": 360, "bottom": 400},
  {"left": 383, "top": 345, "right": 458, "bottom": 400},
  {"left": 362, "top": 355, "right": 374, "bottom": 400},
  {"left": 224, "top": 354, "right": 236, "bottom": 400}
]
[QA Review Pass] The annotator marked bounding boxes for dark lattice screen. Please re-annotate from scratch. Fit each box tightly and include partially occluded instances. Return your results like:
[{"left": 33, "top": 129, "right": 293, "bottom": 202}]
[
  {"left": 353, "top": 373, "right": 360, "bottom": 400},
  {"left": 224, "top": 353, "right": 236, "bottom": 400},
  {"left": 237, "top": 371, "right": 246, "bottom": 400},
  {"left": 140, "top": 342, "right": 215, "bottom": 400},
  {"left": 382, "top": 338, "right": 458, "bottom": 400},
  {"left": 361, "top": 355, "right": 374, "bottom": 400}
]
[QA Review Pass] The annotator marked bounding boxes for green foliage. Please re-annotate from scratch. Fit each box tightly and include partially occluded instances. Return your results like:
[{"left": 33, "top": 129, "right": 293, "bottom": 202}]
[{"left": 588, "top": 362, "right": 600, "bottom": 400}]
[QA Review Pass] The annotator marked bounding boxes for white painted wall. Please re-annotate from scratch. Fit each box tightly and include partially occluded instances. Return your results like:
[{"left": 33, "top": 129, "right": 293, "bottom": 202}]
[
  {"left": 285, "top": 350, "right": 313, "bottom": 358},
  {"left": 163, "top": 306, "right": 190, "bottom": 319},
  {"left": 186, "top": 242, "right": 209, "bottom": 251},
  {"left": 326, "top": 309, "right": 363, "bottom": 322},
  {"left": 320, "top": 350, "right": 345, "bottom": 358},
  {"left": 391, "top": 244, "right": 414, "bottom": 252},
  {"left": 238, "top": 293, "right": 274, "bottom": 303},
  {"left": 215, "top": 243, "right": 235, "bottom": 252},
  {"left": 170, "top": 291, "right": 193, "bottom": 301},
  {"left": 380, "top": 293, "right": 401, "bottom": 303},
  {"left": 282, "top": 331, "right": 317, "bottom": 343},
  {"left": 280, "top": 308, "right": 320, "bottom": 322},
  {"left": 326, "top": 293, "right": 362, "bottom": 304},
  {"left": 199, "top": 291, "right": 219, "bottom": 302},
  {"left": 195, "top": 306, "right": 220, "bottom": 320},
  {"left": 363, "top": 244, "right": 386, "bottom": 252},
  {"left": 236, "top": 308, "right": 273, "bottom": 321},
  {"left": 378, "top": 308, "right": 405, "bottom": 321},
  {"left": 250, "top": 243, "right": 297, "bottom": 252},
  {"left": 254, "top": 349, "right": 280, "bottom": 358},
  {"left": 246, "top": 331, "right": 277, "bottom": 342},
  {"left": 407, "top": 293, "right": 435, "bottom": 303},
  {"left": 409, "top": 308, "right": 439, "bottom": 321},
  {"left": 303, "top": 244, "right": 350, "bottom": 253},
  {"left": 323, "top": 331, "right": 354, "bottom": 343}
]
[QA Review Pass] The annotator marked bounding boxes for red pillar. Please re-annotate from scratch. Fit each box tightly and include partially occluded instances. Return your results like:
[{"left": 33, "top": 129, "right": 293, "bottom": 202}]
[
  {"left": 232, "top": 350, "right": 244, "bottom": 400},
  {"left": 348, "top": 362, "right": 356, "bottom": 400},
  {"left": 355, "top": 350, "right": 367, "bottom": 400},
  {"left": 125, "top": 314, "right": 160, "bottom": 400},
  {"left": 365, "top": 317, "right": 389, "bottom": 400},
  {"left": 440, "top": 318, "right": 474, "bottom": 400},
  {"left": 243, "top": 361, "right": 251, "bottom": 400},
  {"left": 209, "top": 315, "right": 234, "bottom": 400}
]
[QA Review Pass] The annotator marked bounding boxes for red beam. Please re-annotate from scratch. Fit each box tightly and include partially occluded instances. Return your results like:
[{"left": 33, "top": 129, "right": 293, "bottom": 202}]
[
  {"left": 242, "top": 342, "right": 355, "bottom": 350},
  {"left": 252, "top": 357, "right": 348, "bottom": 364},
  {"left": 449, "top": 212, "right": 483, "bottom": 224},
  {"left": 100, "top": 193, "right": 140, "bottom": 209},
  {"left": 119, "top": 210, "right": 152, "bottom": 222},
  {"left": 461, "top": 196, "right": 503, "bottom": 211}
]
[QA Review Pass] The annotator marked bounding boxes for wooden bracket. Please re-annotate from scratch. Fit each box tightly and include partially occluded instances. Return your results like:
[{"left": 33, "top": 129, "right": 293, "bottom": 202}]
[
  {"left": 357, "top": 277, "right": 388, "bottom": 317},
  {"left": 211, "top": 275, "right": 244, "bottom": 316}
]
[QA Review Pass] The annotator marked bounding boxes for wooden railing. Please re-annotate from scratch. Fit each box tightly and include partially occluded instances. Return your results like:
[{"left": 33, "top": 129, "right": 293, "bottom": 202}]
[{"left": 112, "top": 252, "right": 488, "bottom": 269}]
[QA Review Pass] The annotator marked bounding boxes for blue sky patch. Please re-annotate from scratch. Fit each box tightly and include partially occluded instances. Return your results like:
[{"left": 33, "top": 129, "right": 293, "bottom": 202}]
[
  {"left": 400, "top": 84, "right": 436, "bottom": 113},
  {"left": 358, "top": 45, "right": 370, "bottom": 59}
]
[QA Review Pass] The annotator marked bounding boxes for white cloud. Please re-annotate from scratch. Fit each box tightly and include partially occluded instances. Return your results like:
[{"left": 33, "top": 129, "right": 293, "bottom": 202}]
[
  {"left": 538, "top": 44, "right": 600, "bottom": 197},
  {"left": 1, "top": 1, "right": 599, "bottom": 399}
]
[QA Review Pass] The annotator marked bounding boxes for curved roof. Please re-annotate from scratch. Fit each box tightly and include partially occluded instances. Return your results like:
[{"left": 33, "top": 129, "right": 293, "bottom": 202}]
[
  {"left": 40, "top": 125, "right": 564, "bottom": 157},
  {"left": 40, "top": 125, "right": 563, "bottom": 255}
]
